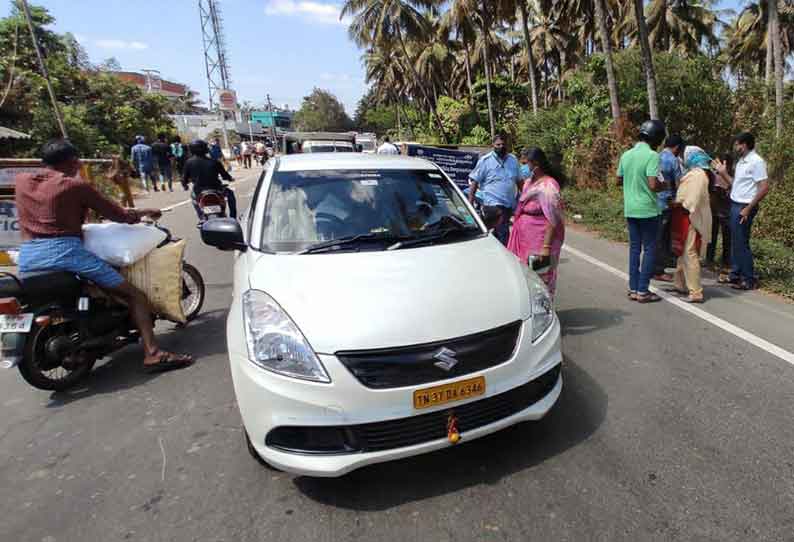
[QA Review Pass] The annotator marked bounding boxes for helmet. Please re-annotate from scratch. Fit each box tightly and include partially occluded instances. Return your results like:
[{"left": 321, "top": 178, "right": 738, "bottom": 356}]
[
  {"left": 135, "top": 135, "right": 145, "bottom": 144},
  {"left": 638, "top": 120, "right": 666, "bottom": 147},
  {"left": 189, "top": 139, "right": 209, "bottom": 156}
]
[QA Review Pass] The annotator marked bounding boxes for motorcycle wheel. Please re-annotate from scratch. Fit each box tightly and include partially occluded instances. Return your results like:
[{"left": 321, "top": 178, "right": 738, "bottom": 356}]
[
  {"left": 181, "top": 262, "right": 205, "bottom": 322},
  {"left": 18, "top": 321, "right": 95, "bottom": 392}
]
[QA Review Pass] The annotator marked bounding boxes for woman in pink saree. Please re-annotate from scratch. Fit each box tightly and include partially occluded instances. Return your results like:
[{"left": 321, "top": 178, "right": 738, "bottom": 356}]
[{"left": 507, "top": 148, "right": 566, "bottom": 297}]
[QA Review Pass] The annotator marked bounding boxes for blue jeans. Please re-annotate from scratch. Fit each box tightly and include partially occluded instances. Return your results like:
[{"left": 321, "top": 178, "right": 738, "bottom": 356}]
[
  {"left": 627, "top": 216, "right": 659, "bottom": 294},
  {"left": 157, "top": 160, "right": 172, "bottom": 189},
  {"left": 729, "top": 201, "right": 758, "bottom": 285}
]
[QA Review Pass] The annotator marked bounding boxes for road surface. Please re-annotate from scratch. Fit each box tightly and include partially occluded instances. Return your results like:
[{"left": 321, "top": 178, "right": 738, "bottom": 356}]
[{"left": 2, "top": 165, "right": 794, "bottom": 542}]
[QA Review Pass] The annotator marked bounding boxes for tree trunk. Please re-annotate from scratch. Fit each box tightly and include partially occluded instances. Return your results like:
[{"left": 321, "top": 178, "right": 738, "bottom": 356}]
[
  {"left": 633, "top": 0, "right": 659, "bottom": 120},
  {"left": 479, "top": 11, "right": 497, "bottom": 140},
  {"left": 464, "top": 42, "right": 475, "bottom": 103},
  {"left": 395, "top": 26, "right": 448, "bottom": 141},
  {"left": 518, "top": 0, "right": 539, "bottom": 115},
  {"left": 765, "top": 29, "right": 773, "bottom": 85},
  {"left": 770, "top": 0, "right": 784, "bottom": 138},
  {"left": 594, "top": 0, "right": 621, "bottom": 122}
]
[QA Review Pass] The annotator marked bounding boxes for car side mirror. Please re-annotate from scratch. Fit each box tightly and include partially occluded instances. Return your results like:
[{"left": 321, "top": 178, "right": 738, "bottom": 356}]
[{"left": 200, "top": 218, "right": 247, "bottom": 252}]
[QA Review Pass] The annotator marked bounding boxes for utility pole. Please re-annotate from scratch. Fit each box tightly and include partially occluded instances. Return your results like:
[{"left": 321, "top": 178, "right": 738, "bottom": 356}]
[
  {"left": 20, "top": 0, "right": 67, "bottom": 138},
  {"left": 266, "top": 94, "right": 277, "bottom": 149}
]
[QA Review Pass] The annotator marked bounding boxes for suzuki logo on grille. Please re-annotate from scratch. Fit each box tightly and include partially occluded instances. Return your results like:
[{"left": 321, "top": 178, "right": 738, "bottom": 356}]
[{"left": 433, "top": 347, "right": 459, "bottom": 371}]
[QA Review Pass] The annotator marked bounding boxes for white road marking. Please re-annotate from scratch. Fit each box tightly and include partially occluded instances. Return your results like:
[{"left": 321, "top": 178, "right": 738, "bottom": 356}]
[{"left": 563, "top": 244, "right": 794, "bottom": 366}]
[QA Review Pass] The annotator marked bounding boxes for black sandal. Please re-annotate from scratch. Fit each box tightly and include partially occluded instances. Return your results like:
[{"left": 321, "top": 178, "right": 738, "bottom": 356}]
[
  {"left": 636, "top": 292, "right": 663, "bottom": 304},
  {"left": 143, "top": 351, "right": 194, "bottom": 373}
]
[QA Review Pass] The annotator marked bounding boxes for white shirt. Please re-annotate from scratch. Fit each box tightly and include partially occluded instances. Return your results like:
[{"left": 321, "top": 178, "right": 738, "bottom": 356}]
[
  {"left": 377, "top": 142, "right": 399, "bottom": 155},
  {"left": 731, "top": 150, "right": 768, "bottom": 204}
]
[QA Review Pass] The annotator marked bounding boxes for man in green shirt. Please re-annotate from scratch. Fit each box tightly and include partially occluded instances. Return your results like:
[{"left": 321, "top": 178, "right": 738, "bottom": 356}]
[{"left": 617, "top": 120, "right": 671, "bottom": 303}]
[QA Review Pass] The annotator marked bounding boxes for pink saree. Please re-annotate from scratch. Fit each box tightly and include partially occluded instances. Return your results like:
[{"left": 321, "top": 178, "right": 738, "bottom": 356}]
[{"left": 507, "top": 176, "right": 565, "bottom": 296}]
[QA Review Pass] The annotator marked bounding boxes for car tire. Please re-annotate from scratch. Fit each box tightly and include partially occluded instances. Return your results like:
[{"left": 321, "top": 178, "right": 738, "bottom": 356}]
[{"left": 244, "top": 429, "right": 281, "bottom": 471}]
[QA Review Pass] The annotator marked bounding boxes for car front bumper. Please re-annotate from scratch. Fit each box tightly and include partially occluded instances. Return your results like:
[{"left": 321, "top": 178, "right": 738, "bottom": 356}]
[{"left": 228, "top": 316, "right": 563, "bottom": 477}]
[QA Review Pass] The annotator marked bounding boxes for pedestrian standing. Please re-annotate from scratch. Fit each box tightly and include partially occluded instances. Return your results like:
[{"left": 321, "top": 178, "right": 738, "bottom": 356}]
[
  {"left": 209, "top": 138, "right": 223, "bottom": 162},
  {"left": 151, "top": 133, "right": 174, "bottom": 192},
  {"left": 712, "top": 132, "right": 770, "bottom": 291},
  {"left": 705, "top": 153, "right": 733, "bottom": 281},
  {"left": 653, "top": 135, "right": 685, "bottom": 282},
  {"left": 130, "top": 135, "right": 154, "bottom": 192},
  {"left": 669, "top": 147, "right": 713, "bottom": 303},
  {"left": 241, "top": 141, "right": 252, "bottom": 169},
  {"left": 507, "top": 148, "right": 566, "bottom": 298},
  {"left": 617, "top": 120, "right": 671, "bottom": 303},
  {"left": 468, "top": 133, "right": 522, "bottom": 246},
  {"left": 233, "top": 143, "right": 242, "bottom": 166},
  {"left": 108, "top": 155, "right": 135, "bottom": 208},
  {"left": 255, "top": 140, "right": 266, "bottom": 165},
  {"left": 377, "top": 136, "right": 400, "bottom": 155},
  {"left": 171, "top": 136, "right": 186, "bottom": 184}
]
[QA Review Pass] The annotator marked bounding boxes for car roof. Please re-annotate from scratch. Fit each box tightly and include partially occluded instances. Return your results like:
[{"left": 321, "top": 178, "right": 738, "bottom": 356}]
[{"left": 275, "top": 153, "right": 439, "bottom": 172}]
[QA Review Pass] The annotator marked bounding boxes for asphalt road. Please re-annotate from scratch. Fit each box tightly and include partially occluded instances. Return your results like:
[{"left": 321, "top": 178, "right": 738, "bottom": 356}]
[{"left": 2, "top": 165, "right": 794, "bottom": 542}]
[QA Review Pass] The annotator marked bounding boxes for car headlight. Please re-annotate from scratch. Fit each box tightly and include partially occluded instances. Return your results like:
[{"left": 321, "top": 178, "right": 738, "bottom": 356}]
[
  {"left": 530, "top": 282, "right": 554, "bottom": 342},
  {"left": 242, "top": 290, "right": 330, "bottom": 383}
]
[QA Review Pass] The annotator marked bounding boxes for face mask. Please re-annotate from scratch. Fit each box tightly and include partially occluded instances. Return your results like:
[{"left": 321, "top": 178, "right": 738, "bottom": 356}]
[{"left": 519, "top": 164, "right": 532, "bottom": 179}]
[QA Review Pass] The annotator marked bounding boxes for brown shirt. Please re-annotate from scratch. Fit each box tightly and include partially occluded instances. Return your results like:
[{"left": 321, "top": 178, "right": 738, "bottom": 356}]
[{"left": 15, "top": 168, "right": 137, "bottom": 240}]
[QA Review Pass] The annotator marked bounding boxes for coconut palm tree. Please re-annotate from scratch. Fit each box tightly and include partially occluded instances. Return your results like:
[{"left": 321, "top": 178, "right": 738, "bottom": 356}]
[
  {"left": 633, "top": 0, "right": 660, "bottom": 120},
  {"left": 341, "top": 0, "right": 449, "bottom": 140},
  {"left": 621, "top": 0, "right": 722, "bottom": 54},
  {"left": 769, "top": 0, "right": 784, "bottom": 137},
  {"left": 593, "top": 0, "right": 622, "bottom": 122},
  {"left": 516, "top": 0, "right": 540, "bottom": 114}
]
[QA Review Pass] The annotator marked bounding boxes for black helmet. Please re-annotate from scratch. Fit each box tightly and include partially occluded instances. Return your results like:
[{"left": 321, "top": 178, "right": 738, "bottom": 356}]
[
  {"left": 189, "top": 139, "right": 209, "bottom": 156},
  {"left": 638, "top": 120, "right": 666, "bottom": 147}
]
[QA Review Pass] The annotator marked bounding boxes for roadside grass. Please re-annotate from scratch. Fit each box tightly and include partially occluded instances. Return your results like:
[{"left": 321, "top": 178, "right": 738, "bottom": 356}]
[{"left": 564, "top": 187, "right": 794, "bottom": 301}]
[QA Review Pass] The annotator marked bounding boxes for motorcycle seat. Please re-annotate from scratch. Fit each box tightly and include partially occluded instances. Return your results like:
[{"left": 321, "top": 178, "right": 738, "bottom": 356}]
[
  {"left": 19, "top": 271, "right": 82, "bottom": 300},
  {"left": 0, "top": 274, "right": 23, "bottom": 298}
]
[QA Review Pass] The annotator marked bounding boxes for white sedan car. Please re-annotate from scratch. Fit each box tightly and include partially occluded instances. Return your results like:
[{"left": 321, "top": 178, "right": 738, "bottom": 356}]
[{"left": 201, "top": 153, "right": 562, "bottom": 477}]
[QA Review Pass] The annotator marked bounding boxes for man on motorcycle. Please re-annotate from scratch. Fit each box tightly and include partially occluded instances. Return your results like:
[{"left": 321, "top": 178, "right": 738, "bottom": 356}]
[
  {"left": 182, "top": 139, "right": 237, "bottom": 221},
  {"left": 15, "top": 139, "right": 194, "bottom": 373}
]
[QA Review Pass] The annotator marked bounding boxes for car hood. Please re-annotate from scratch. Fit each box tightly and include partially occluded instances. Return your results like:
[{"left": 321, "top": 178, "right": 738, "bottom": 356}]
[{"left": 246, "top": 236, "right": 531, "bottom": 353}]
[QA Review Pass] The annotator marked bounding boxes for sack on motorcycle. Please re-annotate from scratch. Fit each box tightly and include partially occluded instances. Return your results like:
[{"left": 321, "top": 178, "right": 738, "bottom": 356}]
[
  {"left": 83, "top": 223, "right": 167, "bottom": 267},
  {"left": 120, "top": 240, "right": 186, "bottom": 324}
]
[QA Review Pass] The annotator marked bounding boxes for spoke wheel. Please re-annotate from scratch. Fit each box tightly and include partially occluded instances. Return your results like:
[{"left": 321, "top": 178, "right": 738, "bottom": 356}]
[{"left": 180, "top": 263, "right": 205, "bottom": 322}]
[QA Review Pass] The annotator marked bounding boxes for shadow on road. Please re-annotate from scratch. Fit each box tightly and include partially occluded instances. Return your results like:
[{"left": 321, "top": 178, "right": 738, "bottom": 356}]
[
  {"left": 44, "top": 309, "right": 228, "bottom": 408},
  {"left": 558, "top": 307, "right": 629, "bottom": 336},
  {"left": 293, "top": 357, "right": 607, "bottom": 510}
]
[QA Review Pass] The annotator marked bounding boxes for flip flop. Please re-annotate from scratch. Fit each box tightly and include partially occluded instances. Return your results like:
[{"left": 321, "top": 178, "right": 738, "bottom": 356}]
[
  {"left": 143, "top": 351, "right": 194, "bottom": 374},
  {"left": 636, "top": 293, "right": 663, "bottom": 304},
  {"left": 664, "top": 287, "right": 689, "bottom": 296},
  {"left": 627, "top": 290, "right": 638, "bottom": 301}
]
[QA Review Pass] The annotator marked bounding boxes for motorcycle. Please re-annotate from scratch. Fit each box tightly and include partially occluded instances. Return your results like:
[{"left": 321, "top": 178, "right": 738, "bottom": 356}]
[
  {"left": 0, "top": 223, "right": 205, "bottom": 392},
  {"left": 195, "top": 188, "right": 227, "bottom": 221}
]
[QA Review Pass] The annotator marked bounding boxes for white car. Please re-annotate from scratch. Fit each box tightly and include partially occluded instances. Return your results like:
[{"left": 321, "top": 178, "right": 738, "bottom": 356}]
[{"left": 200, "top": 154, "right": 563, "bottom": 477}]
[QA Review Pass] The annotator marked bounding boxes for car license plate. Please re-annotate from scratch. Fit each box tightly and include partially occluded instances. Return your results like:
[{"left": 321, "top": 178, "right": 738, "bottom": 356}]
[
  {"left": 413, "top": 376, "right": 486, "bottom": 409},
  {"left": 203, "top": 205, "right": 222, "bottom": 214},
  {"left": 0, "top": 313, "right": 33, "bottom": 333}
]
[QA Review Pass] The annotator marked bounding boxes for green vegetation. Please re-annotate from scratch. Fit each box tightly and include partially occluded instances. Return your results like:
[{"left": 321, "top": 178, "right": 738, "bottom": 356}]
[
  {"left": 0, "top": 2, "right": 200, "bottom": 158},
  {"left": 344, "top": 0, "right": 793, "bottom": 297},
  {"left": 292, "top": 88, "right": 353, "bottom": 132}
]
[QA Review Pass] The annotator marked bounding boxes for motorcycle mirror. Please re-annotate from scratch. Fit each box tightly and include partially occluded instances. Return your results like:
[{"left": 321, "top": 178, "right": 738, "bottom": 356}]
[{"left": 200, "top": 218, "right": 247, "bottom": 252}]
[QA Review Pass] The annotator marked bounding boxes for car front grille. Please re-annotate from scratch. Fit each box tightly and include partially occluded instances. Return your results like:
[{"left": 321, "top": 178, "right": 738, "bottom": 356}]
[
  {"left": 265, "top": 363, "right": 561, "bottom": 455},
  {"left": 335, "top": 321, "right": 523, "bottom": 389}
]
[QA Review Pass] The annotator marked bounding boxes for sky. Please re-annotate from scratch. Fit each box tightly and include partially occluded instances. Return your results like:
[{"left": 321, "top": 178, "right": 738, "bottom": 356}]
[{"left": 1, "top": 0, "right": 747, "bottom": 116}]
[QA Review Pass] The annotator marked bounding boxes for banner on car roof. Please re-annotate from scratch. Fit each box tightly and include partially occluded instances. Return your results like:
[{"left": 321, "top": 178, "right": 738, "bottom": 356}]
[{"left": 403, "top": 145, "right": 479, "bottom": 190}]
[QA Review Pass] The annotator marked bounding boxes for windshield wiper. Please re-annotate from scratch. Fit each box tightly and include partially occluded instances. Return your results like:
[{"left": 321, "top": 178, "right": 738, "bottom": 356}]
[
  {"left": 299, "top": 232, "right": 410, "bottom": 254},
  {"left": 387, "top": 226, "right": 482, "bottom": 250}
]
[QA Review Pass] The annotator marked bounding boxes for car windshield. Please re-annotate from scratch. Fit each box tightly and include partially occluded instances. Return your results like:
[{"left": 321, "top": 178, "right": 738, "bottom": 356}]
[
  {"left": 359, "top": 141, "right": 375, "bottom": 151},
  {"left": 304, "top": 144, "right": 335, "bottom": 153},
  {"left": 334, "top": 144, "right": 354, "bottom": 152},
  {"left": 260, "top": 169, "right": 482, "bottom": 253}
]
